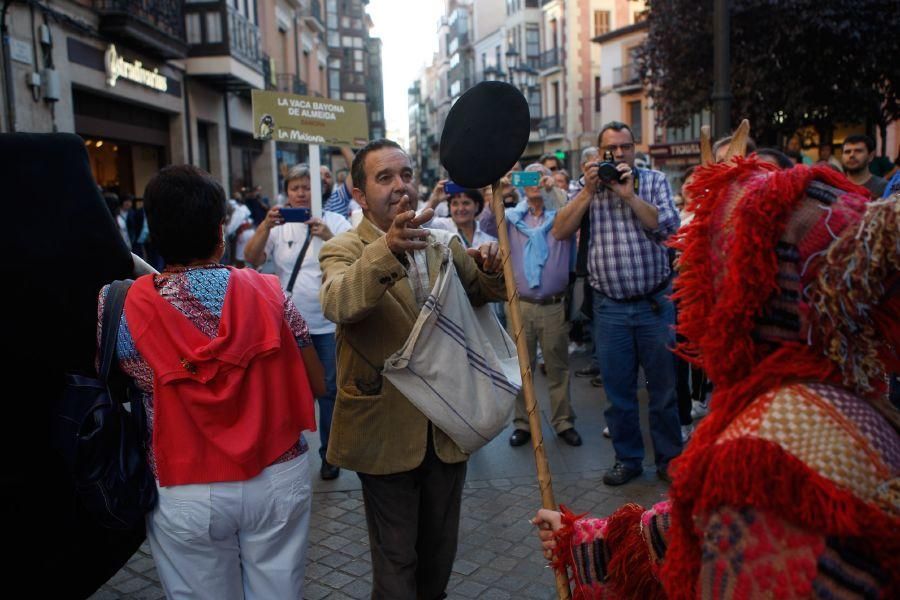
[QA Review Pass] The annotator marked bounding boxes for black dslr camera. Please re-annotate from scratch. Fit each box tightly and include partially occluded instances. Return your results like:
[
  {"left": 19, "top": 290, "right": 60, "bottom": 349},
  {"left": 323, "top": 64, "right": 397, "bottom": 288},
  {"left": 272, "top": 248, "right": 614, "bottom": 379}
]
[{"left": 596, "top": 150, "right": 626, "bottom": 184}]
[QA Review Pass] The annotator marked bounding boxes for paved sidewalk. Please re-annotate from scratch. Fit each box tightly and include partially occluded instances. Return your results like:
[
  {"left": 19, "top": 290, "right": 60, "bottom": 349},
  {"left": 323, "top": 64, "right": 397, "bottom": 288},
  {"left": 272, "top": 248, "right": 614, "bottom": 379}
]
[{"left": 90, "top": 355, "right": 671, "bottom": 599}]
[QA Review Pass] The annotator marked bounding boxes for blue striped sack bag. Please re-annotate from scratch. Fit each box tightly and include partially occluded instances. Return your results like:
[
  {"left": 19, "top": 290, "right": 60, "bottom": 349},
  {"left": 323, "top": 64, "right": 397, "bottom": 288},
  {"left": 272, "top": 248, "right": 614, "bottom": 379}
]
[{"left": 383, "top": 234, "right": 521, "bottom": 453}]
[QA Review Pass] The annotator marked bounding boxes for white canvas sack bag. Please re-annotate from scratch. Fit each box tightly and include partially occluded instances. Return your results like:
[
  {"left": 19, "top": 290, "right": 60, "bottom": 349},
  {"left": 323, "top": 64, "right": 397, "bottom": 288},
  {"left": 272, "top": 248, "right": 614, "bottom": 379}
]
[{"left": 383, "top": 231, "right": 520, "bottom": 453}]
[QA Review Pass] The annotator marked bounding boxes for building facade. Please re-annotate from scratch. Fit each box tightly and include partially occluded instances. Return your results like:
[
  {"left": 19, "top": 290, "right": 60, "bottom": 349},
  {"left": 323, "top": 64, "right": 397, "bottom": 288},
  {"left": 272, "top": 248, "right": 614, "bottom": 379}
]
[{"left": 0, "top": 0, "right": 383, "bottom": 198}]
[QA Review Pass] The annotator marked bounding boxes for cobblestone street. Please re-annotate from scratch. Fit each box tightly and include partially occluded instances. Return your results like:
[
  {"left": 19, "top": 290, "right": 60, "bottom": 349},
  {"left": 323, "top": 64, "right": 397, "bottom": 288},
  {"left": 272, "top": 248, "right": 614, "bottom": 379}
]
[{"left": 90, "top": 357, "right": 670, "bottom": 599}]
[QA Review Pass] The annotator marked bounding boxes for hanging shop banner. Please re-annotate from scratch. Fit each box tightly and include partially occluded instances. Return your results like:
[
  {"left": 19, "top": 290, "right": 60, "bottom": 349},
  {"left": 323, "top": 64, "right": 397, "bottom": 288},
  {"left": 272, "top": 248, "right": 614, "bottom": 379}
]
[{"left": 251, "top": 90, "right": 369, "bottom": 147}]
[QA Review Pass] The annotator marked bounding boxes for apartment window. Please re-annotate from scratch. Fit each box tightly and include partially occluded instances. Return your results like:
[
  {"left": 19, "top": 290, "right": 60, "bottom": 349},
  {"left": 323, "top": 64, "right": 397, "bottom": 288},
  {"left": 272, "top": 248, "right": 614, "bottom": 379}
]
[
  {"left": 342, "top": 35, "right": 352, "bottom": 46},
  {"left": 594, "top": 76, "right": 601, "bottom": 112},
  {"left": 327, "top": 31, "right": 339, "bottom": 46},
  {"left": 329, "top": 57, "right": 340, "bottom": 69},
  {"left": 449, "top": 53, "right": 459, "bottom": 68},
  {"left": 352, "top": 18, "right": 362, "bottom": 29},
  {"left": 355, "top": 60, "right": 363, "bottom": 72},
  {"left": 354, "top": 37, "right": 363, "bottom": 49},
  {"left": 329, "top": 69, "right": 341, "bottom": 96},
  {"left": 326, "top": 0, "right": 336, "bottom": 11},
  {"left": 594, "top": 11, "right": 610, "bottom": 37},
  {"left": 481, "top": 52, "right": 486, "bottom": 72},
  {"left": 628, "top": 100, "right": 642, "bottom": 142},
  {"left": 327, "top": 13, "right": 337, "bottom": 28},
  {"left": 206, "top": 12, "right": 223, "bottom": 43},
  {"left": 528, "top": 87, "right": 541, "bottom": 119},
  {"left": 341, "top": 16, "right": 350, "bottom": 28},
  {"left": 185, "top": 13, "right": 201, "bottom": 44},
  {"left": 525, "top": 24, "right": 540, "bottom": 68}
]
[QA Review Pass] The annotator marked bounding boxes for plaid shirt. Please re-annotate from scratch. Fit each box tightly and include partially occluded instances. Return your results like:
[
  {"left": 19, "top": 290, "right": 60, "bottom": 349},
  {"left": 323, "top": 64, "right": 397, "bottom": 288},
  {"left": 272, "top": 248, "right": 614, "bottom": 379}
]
[{"left": 587, "top": 168, "right": 679, "bottom": 299}]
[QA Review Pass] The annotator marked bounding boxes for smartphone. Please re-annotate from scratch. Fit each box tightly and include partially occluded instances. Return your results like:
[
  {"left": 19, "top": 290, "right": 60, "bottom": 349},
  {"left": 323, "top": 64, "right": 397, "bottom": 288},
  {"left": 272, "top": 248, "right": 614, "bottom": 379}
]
[
  {"left": 280, "top": 207, "right": 311, "bottom": 223},
  {"left": 510, "top": 171, "right": 541, "bottom": 187},
  {"left": 444, "top": 181, "right": 466, "bottom": 195}
]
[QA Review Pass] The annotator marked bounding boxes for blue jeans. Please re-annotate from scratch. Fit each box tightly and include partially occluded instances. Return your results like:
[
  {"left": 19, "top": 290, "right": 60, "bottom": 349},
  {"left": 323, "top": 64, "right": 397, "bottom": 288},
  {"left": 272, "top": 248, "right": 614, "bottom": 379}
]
[
  {"left": 310, "top": 333, "right": 337, "bottom": 461},
  {"left": 592, "top": 287, "right": 682, "bottom": 470}
]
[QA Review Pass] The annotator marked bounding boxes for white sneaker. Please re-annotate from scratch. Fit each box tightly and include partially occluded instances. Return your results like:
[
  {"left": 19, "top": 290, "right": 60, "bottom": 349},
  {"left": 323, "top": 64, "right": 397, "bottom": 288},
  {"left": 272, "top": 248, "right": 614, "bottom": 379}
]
[
  {"left": 690, "top": 399, "right": 710, "bottom": 420},
  {"left": 602, "top": 426, "right": 611, "bottom": 438},
  {"left": 681, "top": 424, "right": 693, "bottom": 443}
]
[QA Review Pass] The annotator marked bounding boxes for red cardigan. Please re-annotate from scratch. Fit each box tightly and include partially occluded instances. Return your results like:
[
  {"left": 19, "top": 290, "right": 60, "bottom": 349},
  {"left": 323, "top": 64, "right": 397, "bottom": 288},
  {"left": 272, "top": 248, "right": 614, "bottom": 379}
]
[{"left": 125, "top": 268, "right": 317, "bottom": 487}]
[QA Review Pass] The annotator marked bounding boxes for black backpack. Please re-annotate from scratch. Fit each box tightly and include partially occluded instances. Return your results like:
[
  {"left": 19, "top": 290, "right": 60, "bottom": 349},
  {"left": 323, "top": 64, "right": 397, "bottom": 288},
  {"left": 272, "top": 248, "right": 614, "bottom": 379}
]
[{"left": 52, "top": 280, "right": 157, "bottom": 530}]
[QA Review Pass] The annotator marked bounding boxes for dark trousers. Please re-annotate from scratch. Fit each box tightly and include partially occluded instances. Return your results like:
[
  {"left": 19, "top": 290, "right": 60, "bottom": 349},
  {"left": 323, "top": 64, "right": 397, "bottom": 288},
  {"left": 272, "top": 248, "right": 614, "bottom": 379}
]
[{"left": 357, "top": 436, "right": 467, "bottom": 600}]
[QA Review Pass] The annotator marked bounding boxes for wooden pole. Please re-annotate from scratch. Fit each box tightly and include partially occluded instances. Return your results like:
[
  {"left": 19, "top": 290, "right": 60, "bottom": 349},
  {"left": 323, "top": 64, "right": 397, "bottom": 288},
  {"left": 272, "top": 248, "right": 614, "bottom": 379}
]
[{"left": 488, "top": 182, "right": 571, "bottom": 600}]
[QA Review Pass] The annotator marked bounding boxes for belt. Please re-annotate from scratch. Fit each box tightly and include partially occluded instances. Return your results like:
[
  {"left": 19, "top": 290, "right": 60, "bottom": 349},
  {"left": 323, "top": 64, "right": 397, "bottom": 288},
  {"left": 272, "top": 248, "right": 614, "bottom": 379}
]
[
  {"left": 612, "top": 277, "right": 671, "bottom": 303},
  {"left": 519, "top": 293, "right": 565, "bottom": 305},
  {"left": 604, "top": 279, "right": 671, "bottom": 314}
]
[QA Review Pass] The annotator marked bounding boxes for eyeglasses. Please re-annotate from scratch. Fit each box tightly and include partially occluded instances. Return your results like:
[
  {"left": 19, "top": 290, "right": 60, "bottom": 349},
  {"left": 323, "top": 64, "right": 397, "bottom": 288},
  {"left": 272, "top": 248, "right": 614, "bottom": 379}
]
[
  {"left": 546, "top": 166, "right": 559, "bottom": 172},
  {"left": 601, "top": 144, "right": 635, "bottom": 153}
]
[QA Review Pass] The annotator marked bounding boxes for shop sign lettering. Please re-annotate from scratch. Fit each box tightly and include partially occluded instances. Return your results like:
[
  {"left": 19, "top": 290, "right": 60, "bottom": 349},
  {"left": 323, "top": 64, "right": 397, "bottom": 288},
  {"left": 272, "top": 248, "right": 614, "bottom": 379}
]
[{"left": 104, "top": 44, "right": 168, "bottom": 93}]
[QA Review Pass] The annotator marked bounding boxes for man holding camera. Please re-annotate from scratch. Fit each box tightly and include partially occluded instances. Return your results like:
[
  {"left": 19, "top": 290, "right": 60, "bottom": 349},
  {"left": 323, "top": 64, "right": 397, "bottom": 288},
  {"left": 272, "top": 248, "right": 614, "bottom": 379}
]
[{"left": 552, "top": 121, "right": 682, "bottom": 486}]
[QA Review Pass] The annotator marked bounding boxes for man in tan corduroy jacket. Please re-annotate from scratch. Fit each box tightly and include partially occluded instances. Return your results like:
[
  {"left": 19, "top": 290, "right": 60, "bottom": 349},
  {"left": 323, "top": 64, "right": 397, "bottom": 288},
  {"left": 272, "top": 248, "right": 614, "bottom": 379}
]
[{"left": 319, "top": 139, "right": 506, "bottom": 599}]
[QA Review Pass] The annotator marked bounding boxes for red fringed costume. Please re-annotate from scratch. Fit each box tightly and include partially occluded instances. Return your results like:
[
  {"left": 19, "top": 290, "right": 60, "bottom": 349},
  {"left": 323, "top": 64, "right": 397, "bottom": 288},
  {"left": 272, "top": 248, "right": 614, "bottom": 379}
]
[{"left": 551, "top": 161, "right": 900, "bottom": 599}]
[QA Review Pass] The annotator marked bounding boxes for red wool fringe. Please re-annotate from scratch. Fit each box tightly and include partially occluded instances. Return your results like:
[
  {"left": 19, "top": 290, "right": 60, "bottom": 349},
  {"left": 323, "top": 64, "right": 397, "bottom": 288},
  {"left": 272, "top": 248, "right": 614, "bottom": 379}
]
[
  {"left": 605, "top": 504, "right": 667, "bottom": 600},
  {"left": 661, "top": 438, "right": 900, "bottom": 600}
]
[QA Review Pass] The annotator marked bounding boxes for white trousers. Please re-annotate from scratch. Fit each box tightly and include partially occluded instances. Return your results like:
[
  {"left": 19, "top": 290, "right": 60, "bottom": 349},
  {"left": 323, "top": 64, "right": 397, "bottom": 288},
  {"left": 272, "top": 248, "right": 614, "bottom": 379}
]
[{"left": 146, "top": 453, "right": 312, "bottom": 600}]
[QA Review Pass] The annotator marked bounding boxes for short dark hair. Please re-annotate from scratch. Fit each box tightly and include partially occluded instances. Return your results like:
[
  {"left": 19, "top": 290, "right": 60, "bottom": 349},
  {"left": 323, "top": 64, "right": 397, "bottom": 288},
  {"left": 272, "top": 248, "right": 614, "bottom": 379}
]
[
  {"left": 597, "top": 121, "right": 635, "bottom": 146},
  {"left": 351, "top": 138, "right": 406, "bottom": 190},
  {"left": 756, "top": 147, "right": 794, "bottom": 169},
  {"left": 539, "top": 153, "right": 563, "bottom": 170},
  {"left": 448, "top": 188, "right": 485, "bottom": 216},
  {"left": 843, "top": 134, "right": 876, "bottom": 153},
  {"left": 103, "top": 192, "right": 120, "bottom": 216},
  {"left": 144, "top": 164, "right": 226, "bottom": 265}
]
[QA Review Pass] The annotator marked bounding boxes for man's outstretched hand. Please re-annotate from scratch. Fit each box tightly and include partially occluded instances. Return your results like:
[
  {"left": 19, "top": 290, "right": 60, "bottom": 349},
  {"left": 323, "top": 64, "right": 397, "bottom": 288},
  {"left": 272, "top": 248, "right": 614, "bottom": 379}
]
[
  {"left": 467, "top": 241, "right": 502, "bottom": 274},
  {"left": 385, "top": 196, "right": 434, "bottom": 255}
]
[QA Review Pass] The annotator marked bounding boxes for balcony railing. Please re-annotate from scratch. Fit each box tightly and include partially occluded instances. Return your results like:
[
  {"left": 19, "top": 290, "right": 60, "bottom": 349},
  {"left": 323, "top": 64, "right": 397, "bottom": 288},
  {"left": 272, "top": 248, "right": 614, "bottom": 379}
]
[
  {"left": 94, "top": 0, "right": 186, "bottom": 59},
  {"left": 540, "top": 47, "right": 560, "bottom": 70},
  {"left": 540, "top": 115, "right": 563, "bottom": 135},
  {"left": 612, "top": 63, "right": 641, "bottom": 89},
  {"left": 227, "top": 5, "right": 262, "bottom": 69},
  {"left": 274, "top": 73, "right": 307, "bottom": 95},
  {"left": 301, "top": 0, "right": 325, "bottom": 32},
  {"left": 184, "top": 2, "right": 263, "bottom": 87}
]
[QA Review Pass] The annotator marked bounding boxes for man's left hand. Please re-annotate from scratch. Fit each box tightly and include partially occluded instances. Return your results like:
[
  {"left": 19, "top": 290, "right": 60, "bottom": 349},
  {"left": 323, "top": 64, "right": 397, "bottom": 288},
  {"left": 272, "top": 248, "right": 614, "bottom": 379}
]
[
  {"left": 607, "top": 162, "right": 636, "bottom": 202},
  {"left": 467, "top": 241, "right": 502, "bottom": 274}
]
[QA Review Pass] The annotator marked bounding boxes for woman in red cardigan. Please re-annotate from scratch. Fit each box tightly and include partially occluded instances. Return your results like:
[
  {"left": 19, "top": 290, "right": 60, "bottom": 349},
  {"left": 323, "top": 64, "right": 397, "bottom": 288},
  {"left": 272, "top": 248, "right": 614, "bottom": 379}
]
[
  {"left": 98, "top": 165, "right": 325, "bottom": 600},
  {"left": 533, "top": 163, "right": 900, "bottom": 599}
]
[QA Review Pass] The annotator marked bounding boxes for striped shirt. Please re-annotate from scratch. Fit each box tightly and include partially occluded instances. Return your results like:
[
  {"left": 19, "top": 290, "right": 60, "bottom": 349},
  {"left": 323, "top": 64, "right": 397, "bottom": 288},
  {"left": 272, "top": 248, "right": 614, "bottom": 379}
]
[
  {"left": 323, "top": 181, "right": 360, "bottom": 219},
  {"left": 588, "top": 168, "right": 679, "bottom": 299}
]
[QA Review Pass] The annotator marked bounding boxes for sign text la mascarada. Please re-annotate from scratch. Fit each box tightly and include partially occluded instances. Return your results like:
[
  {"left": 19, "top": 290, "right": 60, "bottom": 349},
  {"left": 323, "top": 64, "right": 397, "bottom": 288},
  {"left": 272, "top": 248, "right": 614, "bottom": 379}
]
[{"left": 252, "top": 90, "right": 369, "bottom": 148}]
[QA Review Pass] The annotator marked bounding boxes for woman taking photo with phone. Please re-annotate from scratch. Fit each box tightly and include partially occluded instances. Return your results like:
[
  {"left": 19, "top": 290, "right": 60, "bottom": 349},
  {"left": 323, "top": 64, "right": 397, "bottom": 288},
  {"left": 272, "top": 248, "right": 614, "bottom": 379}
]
[
  {"left": 423, "top": 180, "right": 496, "bottom": 248},
  {"left": 244, "top": 163, "right": 352, "bottom": 481}
]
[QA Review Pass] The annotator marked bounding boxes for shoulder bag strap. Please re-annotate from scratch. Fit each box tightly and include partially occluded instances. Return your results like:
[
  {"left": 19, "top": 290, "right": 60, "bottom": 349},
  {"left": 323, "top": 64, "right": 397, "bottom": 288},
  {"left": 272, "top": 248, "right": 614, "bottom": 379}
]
[
  {"left": 98, "top": 279, "right": 133, "bottom": 383},
  {"left": 286, "top": 229, "right": 314, "bottom": 295}
]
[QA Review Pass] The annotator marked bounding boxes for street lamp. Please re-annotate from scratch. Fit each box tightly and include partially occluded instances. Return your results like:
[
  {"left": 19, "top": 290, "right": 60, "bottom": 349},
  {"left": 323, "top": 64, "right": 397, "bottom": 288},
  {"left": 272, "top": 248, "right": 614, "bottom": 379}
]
[
  {"left": 483, "top": 66, "right": 499, "bottom": 82},
  {"left": 505, "top": 47, "right": 520, "bottom": 73}
]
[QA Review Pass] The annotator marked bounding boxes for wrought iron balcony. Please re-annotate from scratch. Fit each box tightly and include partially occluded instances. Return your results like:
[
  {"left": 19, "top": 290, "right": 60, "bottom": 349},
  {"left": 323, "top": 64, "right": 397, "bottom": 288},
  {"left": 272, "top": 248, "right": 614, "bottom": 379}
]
[
  {"left": 272, "top": 73, "right": 307, "bottom": 95},
  {"left": 301, "top": 0, "right": 325, "bottom": 33},
  {"left": 94, "top": 0, "right": 186, "bottom": 59},
  {"left": 184, "top": 2, "right": 263, "bottom": 90},
  {"left": 540, "top": 47, "right": 560, "bottom": 70},
  {"left": 612, "top": 63, "right": 641, "bottom": 90},
  {"left": 540, "top": 115, "right": 564, "bottom": 135}
]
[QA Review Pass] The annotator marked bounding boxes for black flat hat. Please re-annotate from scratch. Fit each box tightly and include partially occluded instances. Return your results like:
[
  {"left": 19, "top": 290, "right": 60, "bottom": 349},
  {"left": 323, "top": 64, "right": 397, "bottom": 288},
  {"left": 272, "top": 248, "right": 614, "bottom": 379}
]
[{"left": 439, "top": 81, "right": 531, "bottom": 189}]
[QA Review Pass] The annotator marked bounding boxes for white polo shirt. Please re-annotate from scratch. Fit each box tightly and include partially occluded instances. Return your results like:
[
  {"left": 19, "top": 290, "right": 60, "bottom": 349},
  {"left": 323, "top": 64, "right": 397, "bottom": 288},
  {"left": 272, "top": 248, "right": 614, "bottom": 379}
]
[{"left": 264, "top": 210, "right": 352, "bottom": 334}]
